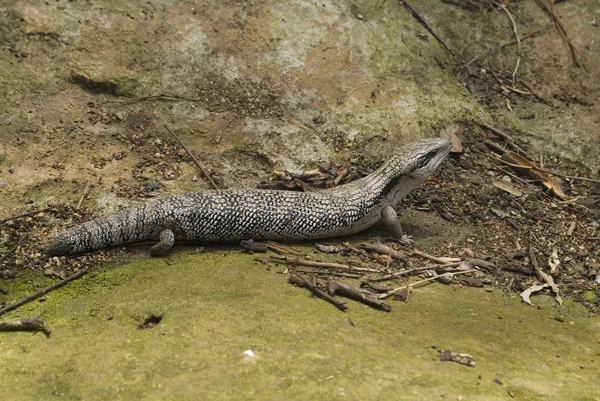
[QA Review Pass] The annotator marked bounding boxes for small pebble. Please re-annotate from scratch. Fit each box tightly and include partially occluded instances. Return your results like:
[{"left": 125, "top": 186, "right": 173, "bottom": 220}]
[{"left": 437, "top": 273, "right": 454, "bottom": 285}]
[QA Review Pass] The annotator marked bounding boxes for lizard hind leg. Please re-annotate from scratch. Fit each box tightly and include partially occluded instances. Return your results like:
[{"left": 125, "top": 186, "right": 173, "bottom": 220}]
[
  {"left": 150, "top": 229, "right": 175, "bottom": 257},
  {"left": 381, "top": 205, "right": 414, "bottom": 245}
]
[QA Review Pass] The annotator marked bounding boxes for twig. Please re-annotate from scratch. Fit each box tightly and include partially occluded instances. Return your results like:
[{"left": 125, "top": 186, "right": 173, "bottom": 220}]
[
  {"left": 359, "top": 243, "right": 407, "bottom": 262},
  {"left": 411, "top": 249, "right": 460, "bottom": 264},
  {"left": 0, "top": 233, "right": 29, "bottom": 264},
  {"left": 327, "top": 280, "right": 391, "bottom": 311},
  {"left": 477, "top": 122, "right": 533, "bottom": 160},
  {"left": 76, "top": 180, "right": 92, "bottom": 210},
  {"left": 292, "top": 269, "right": 362, "bottom": 279},
  {"left": 288, "top": 274, "right": 347, "bottom": 311},
  {"left": 466, "top": 24, "right": 552, "bottom": 67},
  {"left": 372, "top": 262, "right": 461, "bottom": 282},
  {"left": 466, "top": 258, "right": 496, "bottom": 272},
  {"left": 0, "top": 269, "right": 89, "bottom": 317},
  {"left": 401, "top": 1, "right": 455, "bottom": 57},
  {"left": 535, "top": 0, "right": 589, "bottom": 72},
  {"left": 528, "top": 246, "right": 544, "bottom": 282},
  {"left": 98, "top": 93, "right": 202, "bottom": 105},
  {"left": 266, "top": 242, "right": 302, "bottom": 256},
  {"left": 496, "top": 2, "right": 520, "bottom": 82},
  {"left": 379, "top": 270, "right": 475, "bottom": 299},
  {"left": 518, "top": 78, "right": 554, "bottom": 106},
  {"left": 0, "top": 208, "right": 48, "bottom": 225},
  {"left": 0, "top": 318, "right": 51, "bottom": 337},
  {"left": 164, "top": 124, "right": 220, "bottom": 189},
  {"left": 333, "top": 168, "right": 347, "bottom": 186},
  {"left": 486, "top": 152, "right": 600, "bottom": 184},
  {"left": 270, "top": 254, "right": 381, "bottom": 273}
]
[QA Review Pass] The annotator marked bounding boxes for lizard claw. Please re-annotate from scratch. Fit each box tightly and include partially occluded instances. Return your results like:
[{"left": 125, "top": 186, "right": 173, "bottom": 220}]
[{"left": 398, "top": 234, "right": 414, "bottom": 246}]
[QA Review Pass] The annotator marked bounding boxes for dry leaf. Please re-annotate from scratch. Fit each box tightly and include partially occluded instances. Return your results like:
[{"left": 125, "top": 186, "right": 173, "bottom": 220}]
[
  {"left": 493, "top": 180, "right": 524, "bottom": 197},
  {"left": 548, "top": 248, "right": 560, "bottom": 274},
  {"left": 440, "top": 124, "right": 463, "bottom": 153},
  {"left": 538, "top": 269, "right": 563, "bottom": 305},
  {"left": 500, "top": 151, "right": 567, "bottom": 199},
  {"left": 520, "top": 283, "right": 548, "bottom": 306}
]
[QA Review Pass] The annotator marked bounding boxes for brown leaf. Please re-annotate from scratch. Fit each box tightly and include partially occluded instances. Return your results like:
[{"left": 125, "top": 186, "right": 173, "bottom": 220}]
[
  {"left": 493, "top": 180, "right": 524, "bottom": 197},
  {"left": 440, "top": 124, "right": 463, "bottom": 153},
  {"left": 500, "top": 151, "right": 567, "bottom": 199}
]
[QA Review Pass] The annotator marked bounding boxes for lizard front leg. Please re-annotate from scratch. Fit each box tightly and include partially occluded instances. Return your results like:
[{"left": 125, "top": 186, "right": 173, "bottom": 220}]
[{"left": 381, "top": 205, "right": 414, "bottom": 245}]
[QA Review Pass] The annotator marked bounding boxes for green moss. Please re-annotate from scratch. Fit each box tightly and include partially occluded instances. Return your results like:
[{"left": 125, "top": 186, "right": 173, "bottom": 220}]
[
  {"left": 583, "top": 291, "right": 598, "bottom": 302},
  {"left": 1, "top": 250, "right": 599, "bottom": 400}
]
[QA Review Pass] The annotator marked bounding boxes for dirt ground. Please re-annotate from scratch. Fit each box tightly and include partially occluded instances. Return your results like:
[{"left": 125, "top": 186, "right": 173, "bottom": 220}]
[
  {"left": 1, "top": 0, "right": 599, "bottom": 399},
  {"left": 1, "top": 0, "right": 599, "bottom": 310}
]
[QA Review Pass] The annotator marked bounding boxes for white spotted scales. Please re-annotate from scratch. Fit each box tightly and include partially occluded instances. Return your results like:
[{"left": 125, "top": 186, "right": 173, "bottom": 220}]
[{"left": 46, "top": 138, "right": 451, "bottom": 256}]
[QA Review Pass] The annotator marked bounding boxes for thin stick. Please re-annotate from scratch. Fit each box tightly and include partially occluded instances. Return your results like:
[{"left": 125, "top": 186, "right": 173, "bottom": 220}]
[
  {"left": 0, "top": 208, "right": 48, "bottom": 225},
  {"left": 0, "top": 269, "right": 89, "bottom": 317},
  {"left": 401, "top": 0, "right": 455, "bottom": 57},
  {"left": 486, "top": 153, "right": 600, "bottom": 184},
  {"left": 477, "top": 122, "right": 533, "bottom": 160},
  {"left": 288, "top": 274, "right": 347, "bottom": 311},
  {"left": 411, "top": 249, "right": 460, "bottom": 264},
  {"left": 292, "top": 269, "right": 362, "bottom": 279},
  {"left": 0, "top": 318, "right": 51, "bottom": 337},
  {"left": 327, "top": 280, "right": 391, "bottom": 312},
  {"left": 164, "top": 124, "right": 220, "bottom": 189},
  {"left": 359, "top": 242, "right": 407, "bottom": 262},
  {"left": 379, "top": 270, "right": 475, "bottom": 299},
  {"left": 271, "top": 254, "right": 381, "bottom": 273},
  {"left": 266, "top": 242, "right": 302, "bottom": 256},
  {"left": 535, "top": 0, "right": 589, "bottom": 72},
  {"left": 466, "top": 24, "right": 552, "bottom": 67},
  {"left": 528, "top": 246, "right": 544, "bottom": 282},
  {"left": 76, "top": 180, "right": 91, "bottom": 210},
  {"left": 98, "top": 93, "right": 202, "bottom": 105},
  {"left": 0, "top": 233, "right": 29, "bottom": 264},
  {"left": 497, "top": 3, "right": 520, "bottom": 82},
  {"left": 333, "top": 168, "right": 347, "bottom": 186},
  {"left": 372, "top": 262, "right": 461, "bottom": 282}
]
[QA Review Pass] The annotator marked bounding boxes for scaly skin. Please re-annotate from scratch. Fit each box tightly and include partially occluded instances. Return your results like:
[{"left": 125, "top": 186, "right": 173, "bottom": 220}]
[{"left": 46, "top": 138, "right": 451, "bottom": 256}]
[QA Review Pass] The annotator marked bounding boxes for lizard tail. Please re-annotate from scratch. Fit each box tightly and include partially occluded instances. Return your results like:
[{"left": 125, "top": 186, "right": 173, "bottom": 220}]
[{"left": 46, "top": 204, "right": 157, "bottom": 256}]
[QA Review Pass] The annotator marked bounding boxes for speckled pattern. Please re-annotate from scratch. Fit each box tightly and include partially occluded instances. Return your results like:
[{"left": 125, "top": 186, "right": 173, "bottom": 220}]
[{"left": 46, "top": 138, "right": 451, "bottom": 255}]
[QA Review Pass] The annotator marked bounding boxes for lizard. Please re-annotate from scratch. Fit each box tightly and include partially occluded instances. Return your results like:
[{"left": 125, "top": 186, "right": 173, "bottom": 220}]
[{"left": 46, "top": 138, "right": 451, "bottom": 256}]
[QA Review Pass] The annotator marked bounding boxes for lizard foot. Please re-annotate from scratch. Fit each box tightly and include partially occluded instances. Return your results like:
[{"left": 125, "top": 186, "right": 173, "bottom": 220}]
[
  {"left": 150, "top": 229, "right": 175, "bottom": 257},
  {"left": 397, "top": 234, "right": 414, "bottom": 246}
]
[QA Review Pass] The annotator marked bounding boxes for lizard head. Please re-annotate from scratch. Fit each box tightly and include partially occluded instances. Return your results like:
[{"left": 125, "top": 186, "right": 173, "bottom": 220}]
[
  {"left": 405, "top": 138, "right": 452, "bottom": 179},
  {"left": 378, "top": 138, "right": 451, "bottom": 206}
]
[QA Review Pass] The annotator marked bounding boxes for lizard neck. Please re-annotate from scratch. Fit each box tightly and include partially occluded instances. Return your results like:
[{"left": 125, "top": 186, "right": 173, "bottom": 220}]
[{"left": 359, "top": 152, "right": 416, "bottom": 207}]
